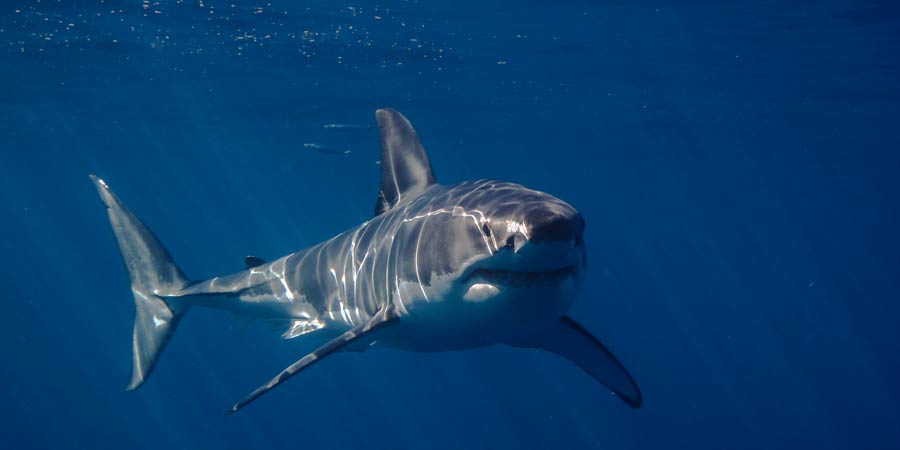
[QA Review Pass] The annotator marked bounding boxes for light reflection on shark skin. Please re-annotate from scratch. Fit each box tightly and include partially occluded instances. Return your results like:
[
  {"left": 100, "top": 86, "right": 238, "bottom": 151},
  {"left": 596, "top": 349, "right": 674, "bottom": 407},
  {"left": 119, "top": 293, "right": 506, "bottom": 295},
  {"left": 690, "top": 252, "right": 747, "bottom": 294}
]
[
  {"left": 184, "top": 181, "right": 582, "bottom": 341},
  {"left": 91, "top": 108, "right": 642, "bottom": 414}
]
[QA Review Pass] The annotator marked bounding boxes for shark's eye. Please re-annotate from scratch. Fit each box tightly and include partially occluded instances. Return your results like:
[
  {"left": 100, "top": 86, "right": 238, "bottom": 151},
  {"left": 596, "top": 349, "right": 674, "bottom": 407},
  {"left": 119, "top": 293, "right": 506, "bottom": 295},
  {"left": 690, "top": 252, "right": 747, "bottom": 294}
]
[{"left": 481, "top": 223, "right": 492, "bottom": 237}]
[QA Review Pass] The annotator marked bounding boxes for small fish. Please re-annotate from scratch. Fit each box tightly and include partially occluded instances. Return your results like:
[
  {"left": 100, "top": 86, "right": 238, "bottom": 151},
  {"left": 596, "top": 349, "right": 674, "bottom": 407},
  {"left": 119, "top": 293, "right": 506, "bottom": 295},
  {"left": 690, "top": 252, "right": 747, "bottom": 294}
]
[
  {"left": 322, "top": 123, "right": 372, "bottom": 130},
  {"left": 303, "top": 143, "right": 351, "bottom": 155}
]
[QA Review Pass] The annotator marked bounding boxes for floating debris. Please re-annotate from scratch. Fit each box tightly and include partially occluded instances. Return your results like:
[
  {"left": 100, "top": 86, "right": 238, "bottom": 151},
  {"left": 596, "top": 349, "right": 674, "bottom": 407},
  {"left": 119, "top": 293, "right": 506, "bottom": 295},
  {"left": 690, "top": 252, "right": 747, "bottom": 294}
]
[
  {"left": 322, "top": 123, "right": 372, "bottom": 130},
  {"left": 303, "top": 143, "right": 350, "bottom": 155}
]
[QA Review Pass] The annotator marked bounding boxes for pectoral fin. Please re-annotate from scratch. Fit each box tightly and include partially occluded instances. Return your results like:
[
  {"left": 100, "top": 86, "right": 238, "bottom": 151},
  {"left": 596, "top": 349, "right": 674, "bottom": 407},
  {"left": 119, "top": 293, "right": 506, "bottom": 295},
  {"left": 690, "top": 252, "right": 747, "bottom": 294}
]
[
  {"left": 227, "top": 307, "right": 398, "bottom": 414},
  {"left": 516, "top": 316, "right": 642, "bottom": 408}
]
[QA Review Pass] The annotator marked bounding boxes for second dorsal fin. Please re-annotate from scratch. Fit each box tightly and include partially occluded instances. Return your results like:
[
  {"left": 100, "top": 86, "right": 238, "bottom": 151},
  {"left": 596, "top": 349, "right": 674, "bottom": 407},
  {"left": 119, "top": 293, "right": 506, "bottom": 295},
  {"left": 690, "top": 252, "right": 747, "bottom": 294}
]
[{"left": 374, "top": 108, "right": 437, "bottom": 216}]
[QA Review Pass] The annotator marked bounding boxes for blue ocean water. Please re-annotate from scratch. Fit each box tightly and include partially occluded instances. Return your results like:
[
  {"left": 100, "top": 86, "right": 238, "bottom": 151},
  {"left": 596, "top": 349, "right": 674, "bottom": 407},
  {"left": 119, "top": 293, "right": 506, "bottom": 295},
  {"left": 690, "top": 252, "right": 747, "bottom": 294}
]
[{"left": 2, "top": 1, "right": 899, "bottom": 449}]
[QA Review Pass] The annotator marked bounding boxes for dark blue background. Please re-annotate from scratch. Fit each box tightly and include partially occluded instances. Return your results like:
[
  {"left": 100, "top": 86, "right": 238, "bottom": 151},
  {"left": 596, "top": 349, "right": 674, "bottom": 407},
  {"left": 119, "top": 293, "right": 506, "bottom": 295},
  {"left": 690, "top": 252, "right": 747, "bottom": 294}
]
[{"left": 2, "top": 1, "right": 898, "bottom": 449}]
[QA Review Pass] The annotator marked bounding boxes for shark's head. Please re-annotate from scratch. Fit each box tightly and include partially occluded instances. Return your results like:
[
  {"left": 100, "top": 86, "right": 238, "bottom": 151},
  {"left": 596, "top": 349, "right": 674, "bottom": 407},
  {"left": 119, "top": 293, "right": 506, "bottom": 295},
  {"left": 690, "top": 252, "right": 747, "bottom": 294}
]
[
  {"left": 374, "top": 109, "right": 586, "bottom": 346},
  {"left": 392, "top": 180, "right": 587, "bottom": 345},
  {"left": 462, "top": 181, "right": 586, "bottom": 288}
]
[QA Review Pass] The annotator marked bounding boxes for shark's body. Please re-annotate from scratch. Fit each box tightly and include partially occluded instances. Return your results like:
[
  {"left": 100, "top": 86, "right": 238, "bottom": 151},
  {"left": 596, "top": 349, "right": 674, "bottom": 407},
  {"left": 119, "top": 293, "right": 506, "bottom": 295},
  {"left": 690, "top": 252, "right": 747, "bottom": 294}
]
[{"left": 92, "top": 109, "right": 642, "bottom": 414}]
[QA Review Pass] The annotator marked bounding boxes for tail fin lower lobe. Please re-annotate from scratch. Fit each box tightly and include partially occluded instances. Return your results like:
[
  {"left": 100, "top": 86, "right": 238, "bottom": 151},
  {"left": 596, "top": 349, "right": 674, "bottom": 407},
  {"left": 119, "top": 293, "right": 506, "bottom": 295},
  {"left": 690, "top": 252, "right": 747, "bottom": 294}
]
[{"left": 90, "top": 175, "right": 190, "bottom": 390}]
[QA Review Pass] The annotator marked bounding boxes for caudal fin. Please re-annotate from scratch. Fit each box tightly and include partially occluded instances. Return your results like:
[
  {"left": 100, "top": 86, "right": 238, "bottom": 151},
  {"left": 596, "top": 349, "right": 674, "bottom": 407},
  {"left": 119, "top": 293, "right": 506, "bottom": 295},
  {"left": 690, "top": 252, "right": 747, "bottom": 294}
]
[{"left": 90, "top": 175, "right": 190, "bottom": 390}]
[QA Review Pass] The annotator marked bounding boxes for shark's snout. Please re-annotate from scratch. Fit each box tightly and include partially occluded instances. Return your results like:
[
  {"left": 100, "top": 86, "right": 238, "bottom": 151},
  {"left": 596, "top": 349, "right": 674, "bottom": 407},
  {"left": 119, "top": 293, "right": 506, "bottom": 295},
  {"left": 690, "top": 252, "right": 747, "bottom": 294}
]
[{"left": 525, "top": 209, "right": 585, "bottom": 245}]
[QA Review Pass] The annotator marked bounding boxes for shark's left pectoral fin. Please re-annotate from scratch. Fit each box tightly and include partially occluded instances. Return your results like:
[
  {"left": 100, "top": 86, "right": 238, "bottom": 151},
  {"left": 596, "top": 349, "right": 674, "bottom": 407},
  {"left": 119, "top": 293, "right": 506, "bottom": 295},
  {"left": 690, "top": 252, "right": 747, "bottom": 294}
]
[
  {"left": 228, "top": 307, "right": 398, "bottom": 415},
  {"left": 517, "top": 316, "right": 643, "bottom": 408}
]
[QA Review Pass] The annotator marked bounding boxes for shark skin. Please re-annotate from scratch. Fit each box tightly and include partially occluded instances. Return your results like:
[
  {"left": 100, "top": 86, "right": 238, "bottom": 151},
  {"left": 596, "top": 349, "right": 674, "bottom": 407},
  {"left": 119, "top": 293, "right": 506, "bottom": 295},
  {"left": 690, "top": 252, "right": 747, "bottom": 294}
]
[{"left": 91, "top": 108, "right": 642, "bottom": 414}]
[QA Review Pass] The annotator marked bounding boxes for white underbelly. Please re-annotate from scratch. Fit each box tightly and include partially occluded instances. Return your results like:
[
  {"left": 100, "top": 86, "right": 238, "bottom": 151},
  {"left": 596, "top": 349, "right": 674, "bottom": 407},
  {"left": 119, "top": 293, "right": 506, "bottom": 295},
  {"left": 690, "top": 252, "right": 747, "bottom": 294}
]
[{"left": 380, "top": 274, "right": 579, "bottom": 352}]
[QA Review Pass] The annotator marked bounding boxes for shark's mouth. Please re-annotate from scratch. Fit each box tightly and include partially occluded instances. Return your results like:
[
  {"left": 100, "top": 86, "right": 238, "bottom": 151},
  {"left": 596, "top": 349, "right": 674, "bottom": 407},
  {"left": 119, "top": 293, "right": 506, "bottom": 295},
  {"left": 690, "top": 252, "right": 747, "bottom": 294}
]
[{"left": 466, "top": 266, "right": 575, "bottom": 287}]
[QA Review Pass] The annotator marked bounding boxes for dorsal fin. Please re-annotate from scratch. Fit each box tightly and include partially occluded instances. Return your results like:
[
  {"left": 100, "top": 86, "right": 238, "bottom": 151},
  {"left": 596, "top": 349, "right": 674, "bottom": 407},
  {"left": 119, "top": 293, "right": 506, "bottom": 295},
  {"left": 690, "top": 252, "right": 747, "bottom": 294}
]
[{"left": 374, "top": 108, "right": 437, "bottom": 216}]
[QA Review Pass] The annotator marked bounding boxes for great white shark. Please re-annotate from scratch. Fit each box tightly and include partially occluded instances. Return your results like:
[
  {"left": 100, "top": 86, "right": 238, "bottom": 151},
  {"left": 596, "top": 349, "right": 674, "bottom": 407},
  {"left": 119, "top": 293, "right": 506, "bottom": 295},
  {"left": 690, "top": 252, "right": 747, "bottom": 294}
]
[{"left": 91, "top": 108, "right": 642, "bottom": 414}]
